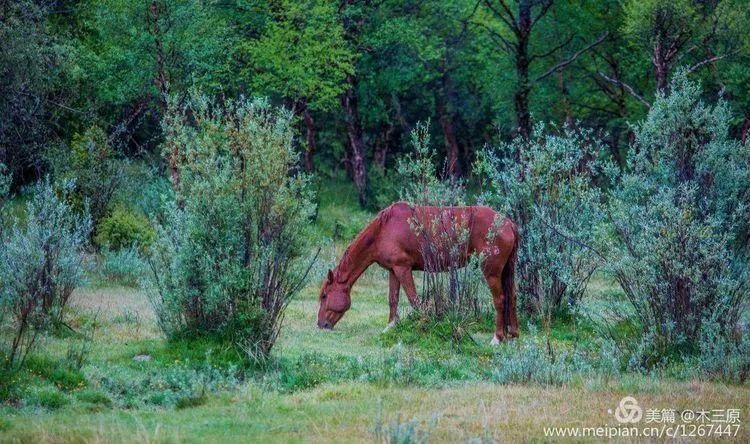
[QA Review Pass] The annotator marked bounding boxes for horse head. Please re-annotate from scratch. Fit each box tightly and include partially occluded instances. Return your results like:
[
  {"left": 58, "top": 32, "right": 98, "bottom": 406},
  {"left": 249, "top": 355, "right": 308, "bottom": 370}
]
[{"left": 317, "top": 269, "right": 351, "bottom": 329}]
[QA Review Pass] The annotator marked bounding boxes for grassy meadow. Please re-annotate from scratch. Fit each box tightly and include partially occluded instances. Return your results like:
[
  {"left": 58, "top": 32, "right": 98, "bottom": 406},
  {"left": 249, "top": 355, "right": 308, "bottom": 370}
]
[{"left": 1, "top": 179, "right": 748, "bottom": 443}]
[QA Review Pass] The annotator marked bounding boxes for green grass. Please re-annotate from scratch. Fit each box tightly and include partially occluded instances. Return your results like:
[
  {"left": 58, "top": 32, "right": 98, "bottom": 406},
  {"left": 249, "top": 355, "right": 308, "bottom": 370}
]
[{"left": 1, "top": 179, "right": 749, "bottom": 442}]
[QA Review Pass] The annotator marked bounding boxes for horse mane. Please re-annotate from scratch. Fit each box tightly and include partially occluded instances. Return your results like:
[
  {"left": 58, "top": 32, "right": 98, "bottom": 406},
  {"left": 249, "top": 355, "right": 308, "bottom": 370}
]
[{"left": 334, "top": 205, "right": 393, "bottom": 282}]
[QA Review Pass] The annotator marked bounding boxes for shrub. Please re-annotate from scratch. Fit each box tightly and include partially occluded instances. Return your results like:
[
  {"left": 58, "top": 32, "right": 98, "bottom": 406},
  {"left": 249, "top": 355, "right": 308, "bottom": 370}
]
[
  {"left": 97, "top": 246, "right": 145, "bottom": 287},
  {"left": 0, "top": 180, "right": 91, "bottom": 369},
  {"left": 477, "top": 125, "right": 611, "bottom": 324},
  {"left": 490, "top": 335, "right": 592, "bottom": 385},
  {"left": 604, "top": 73, "right": 750, "bottom": 368},
  {"left": 94, "top": 207, "right": 155, "bottom": 251},
  {"left": 396, "top": 122, "right": 489, "bottom": 320},
  {"left": 52, "top": 125, "right": 123, "bottom": 230},
  {"left": 144, "top": 94, "right": 316, "bottom": 361},
  {"left": 373, "top": 409, "right": 438, "bottom": 444},
  {"left": 26, "top": 387, "right": 68, "bottom": 409},
  {"left": 697, "top": 319, "right": 750, "bottom": 383}
]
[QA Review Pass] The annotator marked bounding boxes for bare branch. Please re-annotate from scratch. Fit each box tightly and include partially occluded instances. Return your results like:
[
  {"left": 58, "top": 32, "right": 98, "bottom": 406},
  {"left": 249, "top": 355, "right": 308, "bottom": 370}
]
[
  {"left": 597, "top": 72, "right": 651, "bottom": 109},
  {"left": 686, "top": 53, "right": 731, "bottom": 74},
  {"left": 535, "top": 32, "right": 608, "bottom": 82},
  {"left": 482, "top": 0, "right": 517, "bottom": 32},
  {"left": 473, "top": 21, "right": 516, "bottom": 54},
  {"left": 531, "top": 33, "right": 574, "bottom": 61},
  {"left": 531, "top": 0, "right": 554, "bottom": 28}
]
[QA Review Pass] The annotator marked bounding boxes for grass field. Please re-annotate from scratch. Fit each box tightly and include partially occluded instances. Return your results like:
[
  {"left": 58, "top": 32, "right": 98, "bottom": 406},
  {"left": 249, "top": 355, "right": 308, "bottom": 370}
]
[{"left": 1, "top": 179, "right": 749, "bottom": 443}]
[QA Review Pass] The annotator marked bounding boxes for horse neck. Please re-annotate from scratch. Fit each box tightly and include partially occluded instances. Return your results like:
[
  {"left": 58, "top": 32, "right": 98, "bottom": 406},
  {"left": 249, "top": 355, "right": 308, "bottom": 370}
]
[{"left": 335, "top": 221, "right": 378, "bottom": 288}]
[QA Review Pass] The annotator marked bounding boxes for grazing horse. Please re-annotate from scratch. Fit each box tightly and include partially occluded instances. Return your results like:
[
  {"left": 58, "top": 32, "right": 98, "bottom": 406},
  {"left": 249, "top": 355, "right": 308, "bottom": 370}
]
[{"left": 316, "top": 202, "right": 520, "bottom": 344}]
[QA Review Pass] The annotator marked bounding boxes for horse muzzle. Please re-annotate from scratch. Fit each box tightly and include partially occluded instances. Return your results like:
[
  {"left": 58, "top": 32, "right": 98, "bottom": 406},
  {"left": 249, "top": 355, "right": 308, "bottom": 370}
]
[{"left": 317, "top": 319, "right": 333, "bottom": 330}]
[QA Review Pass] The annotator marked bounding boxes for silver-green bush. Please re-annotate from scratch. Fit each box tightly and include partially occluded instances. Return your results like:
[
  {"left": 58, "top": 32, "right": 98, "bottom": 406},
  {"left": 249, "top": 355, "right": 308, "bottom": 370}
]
[
  {"left": 477, "top": 126, "right": 611, "bottom": 320},
  {"left": 396, "top": 122, "right": 489, "bottom": 319},
  {"left": 0, "top": 180, "right": 91, "bottom": 369},
  {"left": 144, "top": 95, "right": 316, "bottom": 360},
  {"left": 604, "top": 73, "right": 750, "bottom": 368}
]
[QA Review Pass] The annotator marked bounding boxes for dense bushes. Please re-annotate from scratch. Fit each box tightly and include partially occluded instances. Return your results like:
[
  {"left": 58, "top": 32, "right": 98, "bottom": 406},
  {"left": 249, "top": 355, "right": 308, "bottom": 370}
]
[
  {"left": 604, "top": 74, "right": 750, "bottom": 369},
  {"left": 396, "top": 122, "right": 489, "bottom": 319},
  {"left": 94, "top": 207, "right": 155, "bottom": 251},
  {"left": 0, "top": 181, "right": 91, "bottom": 369},
  {"left": 51, "top": 126, "right": 123, "bottom": 231},
  {"left": 477, "top": 127, "right": 610, "bottom": 320},
  {"left": 144, "top": 95, "right": 315, "bottom": 360}
]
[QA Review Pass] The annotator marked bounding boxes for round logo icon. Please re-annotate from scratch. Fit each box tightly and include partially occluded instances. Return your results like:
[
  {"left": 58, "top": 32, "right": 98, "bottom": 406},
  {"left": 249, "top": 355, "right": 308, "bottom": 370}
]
[{"left": 614, "top": 396, "right": 643, "bottom": 423}]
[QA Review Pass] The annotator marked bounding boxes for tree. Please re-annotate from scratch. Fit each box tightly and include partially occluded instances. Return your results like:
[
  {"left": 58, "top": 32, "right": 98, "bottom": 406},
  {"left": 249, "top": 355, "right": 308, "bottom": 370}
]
[
  {"left": 339, "top": 0, "right": 371, "bottom": 206},
  {"left": 244, "top": 0, "right": 354, "bottom": 172},
  {"left": 72, "top": 0, "right": 235, "bottom": 154},
  {"left": 605, "top": 0, "right": 746, "bottom": 99},
  {"left": 605, "top": 74, "right": 750, "bottom": 367},
  {"left": 477, "top": 0, "right": 607, "bottom": 139},
  {"left": 0, "top": 1, "right": 64, "bottom": 186}
]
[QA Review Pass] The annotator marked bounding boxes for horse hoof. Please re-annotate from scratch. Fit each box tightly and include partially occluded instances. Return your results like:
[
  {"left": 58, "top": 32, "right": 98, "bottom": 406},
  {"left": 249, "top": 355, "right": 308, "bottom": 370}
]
[
  {"left": 382, "top": 320, "right": 397, "bottom": 333},
  {"left": 490, "top": 335, "right": 502, "bottom": 345}
]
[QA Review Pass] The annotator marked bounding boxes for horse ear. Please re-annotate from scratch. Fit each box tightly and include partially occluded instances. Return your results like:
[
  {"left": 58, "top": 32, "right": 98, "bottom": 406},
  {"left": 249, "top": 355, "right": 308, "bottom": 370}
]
[{"left": 327, "top": 269, "right": 334, "bottom": 284}]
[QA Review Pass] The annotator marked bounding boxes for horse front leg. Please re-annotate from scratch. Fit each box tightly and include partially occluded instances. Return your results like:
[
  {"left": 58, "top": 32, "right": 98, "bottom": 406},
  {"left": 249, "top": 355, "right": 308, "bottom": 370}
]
[
  {"left": 385, "top": 269, "right": 400, "bottom": 330},
  {"left": 392, "top": 266, "right": 421, "bottom": 310}
]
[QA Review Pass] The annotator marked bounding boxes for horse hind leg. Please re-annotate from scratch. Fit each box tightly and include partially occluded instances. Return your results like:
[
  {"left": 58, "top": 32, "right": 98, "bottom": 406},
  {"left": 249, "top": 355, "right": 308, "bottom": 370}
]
[{"left": 484, "top": 274, "right": 506, "bottom": 344}]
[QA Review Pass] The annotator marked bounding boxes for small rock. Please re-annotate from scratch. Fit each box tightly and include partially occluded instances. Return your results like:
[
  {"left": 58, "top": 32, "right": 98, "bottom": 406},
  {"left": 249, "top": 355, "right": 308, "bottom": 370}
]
[{"left": 133, "top": 354, "right": 151, "bottom": 362}]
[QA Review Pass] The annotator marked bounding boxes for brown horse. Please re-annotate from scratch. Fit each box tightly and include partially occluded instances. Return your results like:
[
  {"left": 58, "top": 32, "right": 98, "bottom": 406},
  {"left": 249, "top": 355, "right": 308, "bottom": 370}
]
[{"left": 316, "top": 202, "right": 520, "bottom": 343}]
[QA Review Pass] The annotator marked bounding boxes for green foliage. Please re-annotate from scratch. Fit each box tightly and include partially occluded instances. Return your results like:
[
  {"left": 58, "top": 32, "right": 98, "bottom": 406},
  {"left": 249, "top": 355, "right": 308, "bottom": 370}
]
[
  {"left": 25, "top": 387, "right": 69, "bottom": 410},
  {"left": 368, "top": 167, "right": 399, "bottom": 212},
  {"left": 395, "top": 122, "right": 489, "bottom": 320},
  {"left": 397, "top": 122, "right": 466, "bottom": 207},
  {"left": 379, "top": 313, "right": 488, "bottom": 355},
  {"left": 373, "top": 409, "right": 438, "bottom": 444},
  {"left": 96, "top": 246, "right": 146, "bottom": 287},
  {"left": 0, "top": 1, "right": 64, "bottom": 186},
  {"left": 243, "top": 0, "right": 354, "bottom": 112},
  {"left": 75, "top": 388, "right": 112, "bottom": 408},
  {"left": 604, "top": 73, "right": 750, "bottom": 368},
  {"left": 697, "top": 319, "right": 750, "bottom": 384},
  {"left": 51, "top": 125, "right": 123, "bottom": 230},
  {"left": 478, "top": 126, "right": 611, "bottom": 320},
  {"left": 490, "top": 336, "right": 593, "bottom": 385},
  {"left": 145, "top": 94, "right": 316, "bottom": 360},
  {"left": 622, "top": 0, "right": 698, "bottom": 46},
  {"left": 74, "top": 0, "right": 236, "bottom": 107},
  {"left": 94, "top": 207, "right": 155, "bottom": 251},
  {"left": 0, "top": 181, "right": 91, "bottom": 370}
]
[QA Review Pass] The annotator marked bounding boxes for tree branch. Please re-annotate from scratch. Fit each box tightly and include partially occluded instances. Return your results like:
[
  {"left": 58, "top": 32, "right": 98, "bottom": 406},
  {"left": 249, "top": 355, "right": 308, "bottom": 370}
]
[
  {"left": 531, "top": 0, "right": 554, "bottom": 28},
  {"left": 482, "top": 0, "right": 517, "bottom": 33},
  {"left": 535, "top": 32, "right": 608, "bottom": 82},
  {"left": 597, "top": 72, "right": 651, "bottom": 109},
  {"left": 686, "top": 53, "right": 731, "bottom": 75},
  {"left": 531, "top": 33, "right": 574, "bottom": 61},
  {"left": 473, "top": 21, "right": 516, "bottom": 54}
]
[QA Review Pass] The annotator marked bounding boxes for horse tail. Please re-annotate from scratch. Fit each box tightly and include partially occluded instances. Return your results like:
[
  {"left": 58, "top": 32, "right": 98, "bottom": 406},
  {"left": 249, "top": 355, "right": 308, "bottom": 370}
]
[{"left": 501, "top": 221, "right": 519, "bottom": 326}]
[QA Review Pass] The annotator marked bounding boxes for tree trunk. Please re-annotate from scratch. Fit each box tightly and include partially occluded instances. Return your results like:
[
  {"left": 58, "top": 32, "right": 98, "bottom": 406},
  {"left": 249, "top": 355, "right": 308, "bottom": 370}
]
[
  {"left": 556, "top": 70, "right": 574, "bottom": 128},
  {"left": 341, "top": 75, "right": 368, "bottom": 206},
  {"left": 150, "top": 0, "right": 167, "bottom": 102},
  {"left": 299, "top": 100, "right": 316, "bottom": 172},
  {"left": 514, "top": 4, "right": 532, "bottom": 141},
  {"left": 373, "top": 124, "right": 393, "bottom": 170},
  {"left": 653, "top": 41, "right": 669, "bottom": 95},
  {"left": 742, "top": 117, "right": 750, "bottom": 146},
  {"left": 438, "top": 107, "right": 461, "bottom": 177}
]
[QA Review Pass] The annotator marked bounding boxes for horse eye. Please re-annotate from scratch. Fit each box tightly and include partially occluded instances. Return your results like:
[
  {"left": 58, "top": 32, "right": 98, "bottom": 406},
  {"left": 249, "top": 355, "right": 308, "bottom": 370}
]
[{"left": 321, "top": 293, "right": 327, "bottom": 299}]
